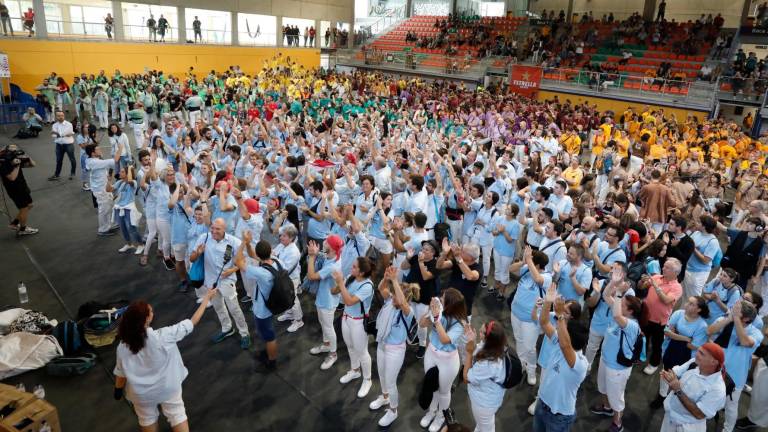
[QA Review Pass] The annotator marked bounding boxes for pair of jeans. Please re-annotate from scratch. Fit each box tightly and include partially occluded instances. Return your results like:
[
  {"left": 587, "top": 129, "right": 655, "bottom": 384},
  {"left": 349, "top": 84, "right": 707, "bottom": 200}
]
[
  {"left": 115, "top": 208, "right": 141, "bottom": 243},
  {"left": 533, "top": 401, "right": 576, "bottom": 432},
  {"left": 54, "top": 143, "right": 76, "bottom": 177}
]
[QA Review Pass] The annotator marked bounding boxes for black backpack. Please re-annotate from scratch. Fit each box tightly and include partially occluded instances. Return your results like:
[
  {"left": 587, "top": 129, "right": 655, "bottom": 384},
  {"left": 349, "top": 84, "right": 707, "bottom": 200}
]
[
  {"left": 627, "top": 256, "right": 652, "bottom": 285},
  {"left": 616, "top": 328, "right": 645, "bottom": 367},
  {"left": 500, "top": 348, "right": 523, "bottom": 388},
  {"left": 52, "top": 320, "right": 82, "bottom": 356},
  {"left": 258, "top": 260, "right": 296, "bottom": 315}
]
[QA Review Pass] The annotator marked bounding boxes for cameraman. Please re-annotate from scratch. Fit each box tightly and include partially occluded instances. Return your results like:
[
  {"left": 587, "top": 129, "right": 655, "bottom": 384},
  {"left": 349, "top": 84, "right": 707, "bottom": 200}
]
[
  {"left": 716, "top": 216, "right": 764, "bottom": 289},
  {"left": 0, "top": 145, "right": 38, "bottom": 236}
]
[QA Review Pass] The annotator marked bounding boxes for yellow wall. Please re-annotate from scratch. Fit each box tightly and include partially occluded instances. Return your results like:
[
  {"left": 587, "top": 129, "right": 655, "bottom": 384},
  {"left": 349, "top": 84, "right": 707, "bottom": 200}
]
[
  {"left": 537, "top": 90, "right": 710, "bottom": 121},
  {"left": 0, "top": 39, "right": 320, "bottom": 93}
]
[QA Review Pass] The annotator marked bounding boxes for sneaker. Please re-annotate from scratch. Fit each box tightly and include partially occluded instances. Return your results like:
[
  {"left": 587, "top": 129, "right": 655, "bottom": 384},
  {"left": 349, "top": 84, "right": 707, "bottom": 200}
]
[
  {"left": 428, "top": 413, "right": 445, "bottom": 432},
  {"left": 68, "top": 175, "right": 74, "bottom": 180},
  {"left": 420, "top": 410, "right": 437, "bottom": 428},
  {"left": 196, "top": 297, "right": 203, "bottom": 304},
  {"left": 211, "top": 328, "right": 235, "bottom": 344},
  {"left": 8, "top": 223, "right": 19, "bottom": 231},
  {"left": 378, "top": 409, "right": 398, "bottom": 427},
  {"left": 369, "top": 395, "right": 389, "bottom": 410},
  {"left": 357, "top": 379, "right": 372, "bottom": 398},
  {"left": 82, "top": 182, "right": 90, "bottom": 191},
  {"left": 320, "top": 353, "right": 337, "bottom": 370},
  {"left": 527, "top": 371, "right": 537, "bottom": 386},
  {"left": 608, "top": 422, "right": 624, "bottom": 432},
  {"left": 590, "top": 404, "right": 614, "bottom": 417},
  {"left": 97, "top": 230, "right": 116, "bottom": 237},
  {"left": 108, "top": 224, "right": 120, "bottom": 232},
  {"left": 649, "top": 395, "right": 665, "bottom": 410},
  {"left": 340, "top": 370, "right": 362, "bottom": 384},
  {"left": 277, "top": 312, "right": 293, "bottom": 322},
  {"left": 310, "top": 344, "right": 331, "bottom": 355},
  {"left": 744, "top": 384, "right": 752, "bottom": 394},
  {"left": 47, "top": 175, "right": 60, "bottom": 181},
  {"left": 239, "top": 295, "right": 252, "bottom": 304},
  {"left": 240, "top": 335, "right": 252, "bottom": 350},
  {"left": 496, "top": 292, "right": 505, "bottom": 301},
  {"left": 177, "top": 281, "right": 189, "bottom": 293},
  {"left": 118, "top": 244, "right": 133, "bottom": 253},
  {"left": 163, "top": 258, "right": 175, "bottom": 271},
  {"left": 736, "top": 417, "right": 759, "bottom": 430},
  {"left": 480, "top": 278, "right": 488, "bottom": 289},
  {"left": 643, "top": 364, "right": 658, "bottom": 375},
  {"left": 287, "top": 320, "right": 304, "bottom": 333},
  {"left": 134, "top": 245, "right": 145, "bottom": 255},
  {"left": 416, "top": 346, "right": 426, "bottom": 359},
  {"left": 17, "top": 227, "right": 39, "bottom": 236},
  {"left": 528, "top": 399, "right": 537, "bottom": 415}
]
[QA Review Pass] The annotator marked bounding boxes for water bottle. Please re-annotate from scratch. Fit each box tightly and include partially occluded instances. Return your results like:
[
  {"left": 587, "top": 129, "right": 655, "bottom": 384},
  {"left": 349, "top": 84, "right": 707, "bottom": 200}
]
[
  {"left": 15, "top": 383, "right": 26, "bottom": 392},
  {"left": 39, "top": 421, "right": 52, "bottom": 432},
  {"left": 18, "top": 282, "right": 28, "bottom": 304},
  {"left": 33, "top": 384, "right": 45, "bottom": 399}
]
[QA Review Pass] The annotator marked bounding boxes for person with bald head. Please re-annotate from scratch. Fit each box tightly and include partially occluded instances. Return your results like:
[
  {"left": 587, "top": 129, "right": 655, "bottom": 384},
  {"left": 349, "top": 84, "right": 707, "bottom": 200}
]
[{"left": 190, "top": 218, "right": 252, "bottom": 350}]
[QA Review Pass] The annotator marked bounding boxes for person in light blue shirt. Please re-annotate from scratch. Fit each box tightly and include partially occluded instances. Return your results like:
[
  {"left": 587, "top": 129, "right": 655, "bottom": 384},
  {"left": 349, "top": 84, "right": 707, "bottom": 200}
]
[
  {"left": 303, "top": 181, "right": 333, "bottom": 242},
  {"left": 592, "top": 287, "right": 643, "bottom": 432},
  {"left": 683, "top": 216, "right": 720, "bottom": 298},
  {"left": 461, "top": 184, "right": 484, "bottom": 243},
  {"left": 538, "top": 220, "right": 567, "bottom": 273},
  {"left": 111, "top": 165, "right": 142, "bottom": 253},
  {"left": 306, "top": 234, "right": 344, "bottom": 371},
  {"left": 168, "top": 183, "right": 191, "bottom": 291},
  {"left": 587, "top": 224, "right": 627, "bottom": 279},
  {"left": 370, "top": 268, "right": 418, "bottom": 428},
  {"left": 554, "top": 244, "right": 592, "bottom": 303},
  {"left": 333, "top": 257, "right": 375, "bottom": 399},
  {"left": 236, "top": 238, "right": 278, "bottom": 370},
  {"left": 185, "top": 202, "right": 210, "bottom": 302},
  {"left": 491, "top": 204, "right": 521, "bottom": 298},
  {"left": 534, "top": 291, "right": 590, "bottom": 432},
  {"left": 418, "top": 288, "right": 466, "bottom": 432},
  {"left": 707, "top": 300, "right": 764, "bottom": 432},
  {"left": 702, "top": 268, "right": 742, "bottom": 325},
  {"left": 463, "top": 320, "right": 507, "bottom": 432},
  {"left": 510, "top": 247, "right": 552, "bottom": 383},
  {"left": 208, "top": 182, "right": 238, "bottom": 235}
]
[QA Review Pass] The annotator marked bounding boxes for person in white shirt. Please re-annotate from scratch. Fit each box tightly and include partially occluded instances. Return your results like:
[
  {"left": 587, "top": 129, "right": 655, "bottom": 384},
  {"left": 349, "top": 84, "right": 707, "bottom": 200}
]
[
  {"left": 273, "top": 225, "right": 304, "bottom": 333},
  {"left": 85, "top": 143, "right": 121, "bottom": 235},
  {"left": 49, "top": 110, "right": 76, "bottom": 181},
  {"left": 114, "top": 288, "right": 217, "bottom": 432}
]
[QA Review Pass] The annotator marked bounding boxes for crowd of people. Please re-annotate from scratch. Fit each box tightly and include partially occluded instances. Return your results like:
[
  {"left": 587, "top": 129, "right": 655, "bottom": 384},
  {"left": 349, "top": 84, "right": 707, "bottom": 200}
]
[{"left": 16, "top": 53, "right": 768, "bottom": 432}]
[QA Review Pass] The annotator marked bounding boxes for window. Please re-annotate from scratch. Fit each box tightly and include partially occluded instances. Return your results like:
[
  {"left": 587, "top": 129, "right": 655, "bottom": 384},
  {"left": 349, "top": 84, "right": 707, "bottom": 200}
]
[
  {"left": 186, "top": 8, "right": 231, "bottom": 44},
  {"left": 237, "top": 13, "right": 276, "bottom": 46},
  {"left": 479, "top": 2, "right": 504, "bottom": 16},
  {"left": 121, "top": 3, "right": 178, "bottom": 42},
  {"left": 319, "top": 20, "right": 331, "bottom": 47},
  {"left": 281, "top": 17, "right": 314, "bottom": 47},
  {"left": 69, "top": 4, "right": 112, "bottom": 37},
  {"left": 412, "top": 0, "right": 450, "bottom": 16},
  {"left": 3, "top": 0, "right": 33, "bottom": 33}
]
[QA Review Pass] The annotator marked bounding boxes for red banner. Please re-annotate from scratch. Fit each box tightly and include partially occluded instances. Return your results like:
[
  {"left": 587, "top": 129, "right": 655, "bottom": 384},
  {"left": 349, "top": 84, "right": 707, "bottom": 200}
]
[{"left": 509, "top": 65, "right": 542, "bottom": 97}]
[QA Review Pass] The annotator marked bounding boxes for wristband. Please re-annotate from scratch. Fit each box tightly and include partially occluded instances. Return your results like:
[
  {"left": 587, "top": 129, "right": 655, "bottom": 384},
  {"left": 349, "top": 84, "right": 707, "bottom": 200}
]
[{"left": 114, "top": 387, "right": 124, "bottom": 400}]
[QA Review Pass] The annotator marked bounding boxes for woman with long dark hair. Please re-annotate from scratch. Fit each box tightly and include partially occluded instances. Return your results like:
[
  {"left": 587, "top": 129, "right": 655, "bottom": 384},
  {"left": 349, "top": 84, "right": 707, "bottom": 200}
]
[
  {"left": 114, "top": 288, "right": 216, "bottom": 432},
  {"left": 463, "top": 320, "right": 508, "bottom": 431}
]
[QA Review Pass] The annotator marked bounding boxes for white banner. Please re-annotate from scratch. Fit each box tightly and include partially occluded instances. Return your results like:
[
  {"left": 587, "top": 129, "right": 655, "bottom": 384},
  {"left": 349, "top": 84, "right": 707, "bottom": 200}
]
[{"left": 0, "top": 54, "right": 9, "bottom": 78}]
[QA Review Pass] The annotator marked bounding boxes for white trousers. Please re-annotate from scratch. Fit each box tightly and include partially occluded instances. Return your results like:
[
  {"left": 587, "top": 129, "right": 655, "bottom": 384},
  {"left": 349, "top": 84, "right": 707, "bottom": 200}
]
[
  {"left": 210, "top": 280, "right": 249, "bottom": 337},
  {"left": 423, "top": 345, "right": 460, "bottom": 413},
  {"left": 683, "top": 270, "right": 709, "bottom": 299},
  {"left": 597, "top": 358, "right": 632, "bottom": 413},
  {"left": 341, "top": 316, "right": 372, "bottom": 379},
  {"left": 131, "top": 391, "right": 186, "bottom": 428},
  {"left": 94, "top": 191, "right": 114, "bottom": 233},
  {"left": 511, "top": 314, "right": 539, "bottom": 377},
  {"left": 376, "top": 343, "right": 406, "bottom": 408},
  {"left": 748, "top": 359, "right": 768, "bottom": 427},
  {"left": 96, "top": 110, "right": 108, "bottom": 128},
  {"left": 660, "top": 413, "right": 706, "bottom": 432},
  {"left": 595, "top": 174, "right": 609, "bottom": 203},
  {"left": 447, "top": 219, "right": 463, "bottom": 245},
  {"left": 493, "top": 251, "right": 514, "bottom": 285},
  {"left": 317, "top": 307, "right": 337, "bottom": 352},
  {"left": 410, "top": 302, "right": 430, "bottom": 347},
  {"left": 471, "top": 403, "right": 497, "bottom": 432},
  {"left": 189, "top": 110, "right": 201, "bottom": 126},
  {"left": 480, "top": 244, "right": 493, "bottom": 280},
  {"left": 723, "top": 387, "right": 743, "bottom": 432},
  {"left": 289, "top": 277, "right": 303, "bottom": 321},
  {"left": 156, "top": 218, "right": 171, "bottom": 259},
  {"left": 132, "top": 124, "right": 145, "bottom": 149},
  {"left": 585, "top": 329, "right": 604, "bottom": 370}
]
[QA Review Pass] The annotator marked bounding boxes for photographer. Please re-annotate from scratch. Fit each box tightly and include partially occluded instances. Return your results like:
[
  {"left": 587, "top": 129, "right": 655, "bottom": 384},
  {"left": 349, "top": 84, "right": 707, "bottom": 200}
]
[
  {"left": 716, "top": 216, "right": 764, "bottom": 289},
  {"left": 0, "top": 145, "right": 38, "bottom": 236}
]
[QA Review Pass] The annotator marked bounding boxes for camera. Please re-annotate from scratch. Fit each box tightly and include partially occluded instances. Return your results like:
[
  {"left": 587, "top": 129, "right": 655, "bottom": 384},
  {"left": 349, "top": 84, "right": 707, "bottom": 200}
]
[{"left": 1, "top": 145, "right": 31, "bottom": 168}]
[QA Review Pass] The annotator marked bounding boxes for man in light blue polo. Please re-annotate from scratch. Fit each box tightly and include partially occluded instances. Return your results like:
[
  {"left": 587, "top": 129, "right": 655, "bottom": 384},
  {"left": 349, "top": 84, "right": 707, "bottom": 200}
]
[
  {"left": 586, "top": 223, "right": 626, "bottom": 279},
  {"left": 554, "top": 244, "right": 592, "bottom": 304}
]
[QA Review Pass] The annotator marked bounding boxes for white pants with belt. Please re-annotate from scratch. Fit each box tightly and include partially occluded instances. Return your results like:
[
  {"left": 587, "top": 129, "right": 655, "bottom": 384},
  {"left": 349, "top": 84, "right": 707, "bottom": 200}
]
[
  {"left": 376, "top": 343, "right": 406, "bottom": 408},
  {"left": 341, "top": 315, "right": 372, "bottom": 379},
  {"left": 424, "top": 345, "right": 460, "bottom": 413},
  {"left": 93, "top": 191, "right": 114, "bottom": 233},
  {"left": 210, "top": 280, "right": 249, "bottom": 337},
  {"left": 511, "top": 314, "right": 539, "bottom": 377},
  {"left": 471, "top": 403, "right": 498, "bottom": 432}
]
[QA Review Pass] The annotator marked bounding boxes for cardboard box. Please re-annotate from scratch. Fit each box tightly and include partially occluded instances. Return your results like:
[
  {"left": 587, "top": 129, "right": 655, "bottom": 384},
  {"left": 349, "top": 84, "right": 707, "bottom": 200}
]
[
  {"left": 0, "top": 399, "right": 60, "bottom": 432},
  {"left": 0, "top": 385, "right": 36, "bottom": 422}
]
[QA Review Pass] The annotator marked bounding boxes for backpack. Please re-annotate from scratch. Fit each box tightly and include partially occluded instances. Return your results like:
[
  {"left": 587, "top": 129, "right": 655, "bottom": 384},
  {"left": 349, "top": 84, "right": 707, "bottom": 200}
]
[
  {"left": 398, "top": 311, "right": 419, "bottom": 345},
  {"left": 258, "top": 260, "right": 297, "bottom": 315},
  {"left": 627, "top": 256, "right": 652, "bottom": 285},
  {"left": 616, "top": 327, "right": 645, "bottom": 367},
  {"left": 52, "top": 320, "right": 82, "bottom": 356},
  {"left": 500, "top": 348, "right": 524, "bottom": 388},
  {"left": 46, "top": 353, "right": 97, "bottom": 377}
]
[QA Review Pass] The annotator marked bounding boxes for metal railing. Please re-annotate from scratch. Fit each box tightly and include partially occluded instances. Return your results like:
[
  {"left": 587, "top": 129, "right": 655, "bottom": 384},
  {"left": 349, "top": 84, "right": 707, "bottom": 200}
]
[
  {"left": 537, "top": 66, "right": 698, "bottom": 99},
  {"left": 337, "top": 48, "right": 482, "bottom": 74},
  {"left": 0, "top": 17, "right": 33, "bottom": 36},
  {"left": 367, "top": 5, "right": 407, "bottom": 36},
  {"left": 715, "top": 76, "right": 768, "bottom": 103},
  {"left": 237, "top": 32, "right": 279, "bottom": 47},
  {"left": 184, "top": 27, "right": 231, "bottom": 44},
  {"left": 46, "top": 20, "right": 110, "bottom": 37}
]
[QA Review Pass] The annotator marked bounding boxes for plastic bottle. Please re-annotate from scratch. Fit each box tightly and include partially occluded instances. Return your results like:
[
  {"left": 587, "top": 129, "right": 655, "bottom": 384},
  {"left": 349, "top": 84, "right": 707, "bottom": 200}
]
[
  {"left": 33, "top": 384, "right": 45, "bottom": 399},
  {"left": 15, "top": 383, "right": 25, "bottom": 392},
  {"left": 18, "top": 282, "right": 28, "bottom": 304},
  {"left": 39, "top": 421, "right": 51, "bottom": 432}
]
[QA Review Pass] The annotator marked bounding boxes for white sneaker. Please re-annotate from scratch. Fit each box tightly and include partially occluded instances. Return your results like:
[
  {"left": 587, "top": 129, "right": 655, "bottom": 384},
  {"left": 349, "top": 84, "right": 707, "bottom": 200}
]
[
  {"left": 643, "top": 365, "right": 659, "bottom": 376},
  {"left": 369, "top": 395, "right": 389, "bottom": 410},
  {"left": 320, "top": 353, "right": 337, "bottom": 370},
  {"left": 310, "top": 344, "right": 331, "bottom": 355},
  {"left": 340, "top": 370, "right": 362, "bottom": 384},
  {"left": 287, "top": 321, "right": 304, "bottom": 333},
  {"left": 118, "top": 244, "right": 133, "bottom": 253},
  {"left": 196, "top": 297, "right": 203, "bottom": 304},
  {"left": 420, "top": 410, "right": 437, "bottom": 428},
  {"left": 357, "top": 379, "right": 372, "bottom": 398},
  {"left": 428, "top": 413, "right": 445, "bottom": 432},
  {"left": 528, "top": 399, "right": 537, "bottom": 416},
  {"left": 527, "top": 372, "right": 537, "bottom": 386},
  {"left": 277, "top": 312, "right": 293, "bottom": 322},
  {"left": 745, "top": 384, "right": 753, "bottom": 394},
  {"left": 134, "top": 245, "right": 145, "bottom": 255},
  {"left": 378, "top": 409, "right": 398, "bottom": 427}
]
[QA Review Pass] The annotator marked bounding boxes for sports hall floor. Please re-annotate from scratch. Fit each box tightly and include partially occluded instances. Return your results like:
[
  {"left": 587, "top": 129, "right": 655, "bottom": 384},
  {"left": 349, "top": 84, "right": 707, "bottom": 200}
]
[{"left": 0, "top": 128, "right": 760, "bottom": 431}]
